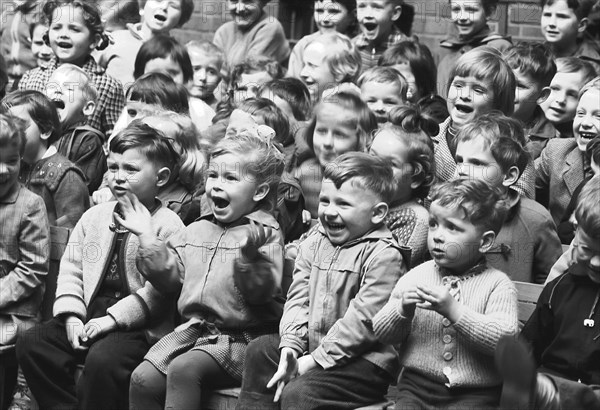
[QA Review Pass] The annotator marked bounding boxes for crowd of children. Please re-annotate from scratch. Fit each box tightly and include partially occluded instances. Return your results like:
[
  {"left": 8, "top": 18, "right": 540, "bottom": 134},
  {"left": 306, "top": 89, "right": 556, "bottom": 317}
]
[{"left": 0, "top": 0, "right": 599, "bottom": 409}]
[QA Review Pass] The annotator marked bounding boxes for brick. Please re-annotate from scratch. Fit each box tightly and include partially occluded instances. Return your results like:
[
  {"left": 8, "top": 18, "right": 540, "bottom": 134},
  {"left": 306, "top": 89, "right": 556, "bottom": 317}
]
[
  {"left": 520, "top": 25, "right": 545, "bottom": 39},
  {"left": 510, "top": 4, "right": 542, "bottom": 25}
]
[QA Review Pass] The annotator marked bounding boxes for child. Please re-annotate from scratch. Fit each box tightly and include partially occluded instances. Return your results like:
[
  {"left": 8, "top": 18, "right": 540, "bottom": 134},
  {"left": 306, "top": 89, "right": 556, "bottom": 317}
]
[
  {"left": 373, "top": 179, "right": 518, "bottom": 409},
  {"left": 2, "top": 90, "right": 89, "bottom": 230},
  {"left": 504, "top": 42, "right": 557, "bottom": 160},
  {"left": 379, "top": 39, "right": 449, "bottom": 124},
  {"left": 133, "top": 34, "right": 215, "bottom": 131},
  {"left": 437, "top": 0, "right": 512, "bottom": 98},
  {"left": 495, "top": 175, "right": 600, "bottom": 410},
  {"left": 352, "top": 0, "right": 407, "bottom": 70},
  {"left": 16, "top": 122, "right": 185, "bottom": 410},
  {"left": 369, "top": 105, "right": 436, "bottom": 267},
  {"left": 213, "top": 0, "right": 290, "bottom": 68},
  {"left": 18, "top": 0, "right": 125, "bottom": 138},
  {"left": 536, "top": 76, "right": 599, "bottom": 226},
  {"left": 434, "top": 47, "right": 536, "bottom": 200},
  {"left": 46, "top": 63, "right": 106, "bottom": 194},
  {"left": 287, "top": 0, "right": 358, "bottom": 77},
  {"left": 299, "top": 32, "right": 362, "bottom": 103},
  {"left": 539, "top": 57, "right": 596, "bottom": 139},
  {"left": 541, "top": 0, "right": 600, "bottom": 73},
  {"left": 0, "top": 54, "right": 7, "bottom": 99},
  {"left": 186, "top": 40, "right": 224, "bottom": 110},
  {"left": 357, "top": 65, "right": 408, "bottom": 124},
  {"left": 29, "top": 21, "right": 54, "bottom": 69},
  {"left": 455, "top": 112, "right": 562, "bottom": 283},
  {"left": 126, "top": 128, "right": 286, "bottom": 410},
  {"left": 236, "top": 152, "right": 406, "bottom": 410}
]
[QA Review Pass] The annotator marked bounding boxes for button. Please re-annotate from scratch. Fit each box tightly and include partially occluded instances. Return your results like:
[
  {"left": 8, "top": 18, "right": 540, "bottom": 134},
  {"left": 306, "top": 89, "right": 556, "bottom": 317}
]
[
  {"left": 443, "top": 335, "right": 452, "bottom": 344},
  {"left": 443, "top": 352, "right": 453, "bottom": 361},
  {"left": 443, "top": 366, "right": 452, "bottom": 376},
  {"left": 442, "top": 318, "right": 451, "bottom": 327},
  {"left": 115, "top": 291, "right": 121, "bottom": 298}
]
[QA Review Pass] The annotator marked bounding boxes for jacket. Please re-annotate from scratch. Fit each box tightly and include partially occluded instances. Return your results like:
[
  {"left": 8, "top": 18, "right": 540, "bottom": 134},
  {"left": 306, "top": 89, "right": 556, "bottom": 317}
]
[
  {"left": 0, "top": 1, "right": 39, "bottom": 86},
  {"left": 279, "top": 224, "right": 406, "bottom": 377}
]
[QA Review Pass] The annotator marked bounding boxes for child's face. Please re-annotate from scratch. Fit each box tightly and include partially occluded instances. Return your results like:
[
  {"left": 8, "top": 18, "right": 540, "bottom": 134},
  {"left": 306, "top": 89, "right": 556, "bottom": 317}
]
[
  {"left": 573, "top": 88, "right": 600, "bottom": 152},
  {"left": 314, "top": 0, "right": 353, "bottom": 34},
  {"left": 450, "top": 0, "right": 488, "bottom": 38},
  {"left": 205, "top": 153, "right": 264, "bottom": 224},
  {"left": 428, "top": 200, "right": 487, "bottom": 272},
  {"left": 540, "top": 71, "right": 586, "bottom": 125},
  {"left": 228, "top": 0, "right": 264, "bottom": 30},
  {"left": 455, "top": 137, "right": 506, "bottom": 188},
  {"left": 369, "top": 129, "right": 414, "bottom": 204},
  {"left": 570, "top": 227, "right": 600, "bottom": 284},
  {"left": 360, "top": 80, "right": 404, "bottom": 123},
  {"left": 512, "top": 69, "right": 544, "bottom": 122},
  {"left": 144, "top": 56, "right": 185, "bottom": 85},
  {"left": 233, "top": 70, "right": 273, "bottom": 104},
  {"left": 312, "top": 106, "right": 359, "bottom": 166},
  {"left": 188, "top": 49, "right": 222, "bottom": 99},
  {"left": 142, "top": 0, "right": 183, "bottom": 34},
  {"left": 541, "top": 0, "right": 581, "bottom": 48},
  {"left": 300, "top": 41, "right": 336, "bottom": 102},
  {"left": 46, "top": 71, "right": 94, "bottom": 128},
  {"left": 447, "top": 75, "right": 495, "bottom": 129},
  {"left": 225, "top": 109, "right": 263, "bottom": 138},
  {"left": 318, "top": 177, "right": 385, "bottom": 245},
  {"left": 356, "top": 0, "right": 401, "bottom": 45},
  {"left": 107, "top": 148, "right": 162, "bottom": 207},
  {"left": 8, "top": 104, "right": 48, "bottom": 164},
  {"left": 31, "top": 25, "right": 53, "bottom": 67},
  {"left": 48, "top": 5, "right": 97, "bottom": 66},
  {"left": 259, "top": 89, "right": 297, "bottom": 123},
  {"left": 0, "top": 142, "right": 21, "bottom": 199}
]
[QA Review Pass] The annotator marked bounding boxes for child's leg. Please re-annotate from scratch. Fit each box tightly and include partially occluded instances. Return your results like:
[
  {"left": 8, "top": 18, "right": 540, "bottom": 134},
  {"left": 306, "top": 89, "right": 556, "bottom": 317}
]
[
  {"left": 164, "top": 349, "right": 238, "bottom": 409},
  {"left": 77, "top": 330, "right": 149, "bottom": 409},
  {"left": 15, "top": 318, "right": 80, "bottom": 410},
  {"left": 129, "top": 360, "right": 167, "bottom": 410}
]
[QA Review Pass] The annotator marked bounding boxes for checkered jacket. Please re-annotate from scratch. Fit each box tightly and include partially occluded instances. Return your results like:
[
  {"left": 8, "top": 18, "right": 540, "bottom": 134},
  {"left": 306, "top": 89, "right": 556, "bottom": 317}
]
[
  {"left": 353, "top": 26, "right": 408, "bottom": 70},
  {"left": 18, "top": 56, "right": 125, "bottom": 137}
]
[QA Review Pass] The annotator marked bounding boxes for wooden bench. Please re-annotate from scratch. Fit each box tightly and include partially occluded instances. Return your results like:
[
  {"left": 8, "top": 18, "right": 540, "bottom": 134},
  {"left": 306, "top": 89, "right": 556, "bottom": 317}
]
[{"left": 514, "top": 281, "right": 544, "bottom": 329}]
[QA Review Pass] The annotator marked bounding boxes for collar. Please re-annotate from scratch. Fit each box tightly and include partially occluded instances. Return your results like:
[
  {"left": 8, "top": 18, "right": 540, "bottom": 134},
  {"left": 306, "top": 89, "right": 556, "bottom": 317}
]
[
  {"left": 0, "top": 183, "right": 21, "bottom": 204},
  {"left": 198, "top": 208, "right": 279, "bottom": 230},
  {"left": 127, "top": 23, "right": 147, "bottom": 41},
  {"left": 316, "top": 223, "right": 393, "bottom": 247},
  {"left": 41, "top": 146, "right": 57, "bottom": 159},
  {"left": 158, "top": 181, "right": 190, "bottom": 204},
  {"left": 355, "top": 26, "right": 406, "bottom": 49},
  {"left": 438, "top": 257, "right": 488, "bottom": 278},
  {"left": 43, "top": 56, "right": 104, "bottom": 75},
  {"left": 440, "top": 25, "right": 505, "bottom": 48}
]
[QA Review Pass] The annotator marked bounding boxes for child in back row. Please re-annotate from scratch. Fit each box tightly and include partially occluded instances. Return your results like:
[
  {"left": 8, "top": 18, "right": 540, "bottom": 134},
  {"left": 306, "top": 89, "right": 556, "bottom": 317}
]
[
  {"left": 358, "top": 65, "right": 408, "bottom": 124},
  {"left": 373, "top": 179, "right": 518, "bottom": 410},
  {"left": 186, "top": 40, "right": 224, "bottom": 110},
  {"left": 237, "top": 152, "right": 406, "bottom": 410}
]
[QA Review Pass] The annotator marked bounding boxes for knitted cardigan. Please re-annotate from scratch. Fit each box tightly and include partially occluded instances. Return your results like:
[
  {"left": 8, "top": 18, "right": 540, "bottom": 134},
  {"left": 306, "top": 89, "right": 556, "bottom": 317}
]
[{"left": 373, "top": 260, "right": 518, "bottom": 388}]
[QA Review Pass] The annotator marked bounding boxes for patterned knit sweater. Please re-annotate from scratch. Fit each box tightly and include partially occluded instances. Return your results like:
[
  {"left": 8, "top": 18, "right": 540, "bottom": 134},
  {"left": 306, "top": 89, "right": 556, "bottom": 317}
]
[
  {"left": 373, "top": 260, "right": 518, "bottom": 388},
  {"left": 384, "top": 200, "right": 429, "bottom": 268}
]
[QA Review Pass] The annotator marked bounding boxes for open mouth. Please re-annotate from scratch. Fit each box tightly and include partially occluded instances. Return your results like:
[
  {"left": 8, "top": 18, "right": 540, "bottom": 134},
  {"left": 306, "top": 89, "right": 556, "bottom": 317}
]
[
  {"left": 56, "top": 41, "right": 72, "bottom": 49},
  {"left": 326, "top": 222, "right": 345, "bottom": 232},
  {"left": 212, "top": 196, "right": 230, "bottom": 210},
  {"left": 154, "top": 14, "right": 166, "bottom": 22},
  {"left": 578, "top": 131, "right": 598, "bottom": 141},
  {"left": 454, "top": 104, "right": 473, "bottom": 114},
  {"left": 362, "top": 22, "right": 378, "bottom": 31},
  {"left": 52, "top": 99, "right": 65, "bottom": 110}
]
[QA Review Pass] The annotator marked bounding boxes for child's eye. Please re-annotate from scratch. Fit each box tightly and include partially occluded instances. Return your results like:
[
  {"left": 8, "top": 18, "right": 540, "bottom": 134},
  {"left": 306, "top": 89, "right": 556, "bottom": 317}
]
[
  {"left": 108, "top": 164, "right": 118, "bottom": 171},
  {"left": 206, "top": 171, "right": 217, "bottom": 179},
  {"left": 428, "top": 219, "right": 437, "bottom": 228},
  {"left": 550, "top": 85, "right": 560, "bottom": 92},
  {"left": 226, "top": 174, "right": 238, "bottom": 182},
  {"left": 127, "top": 109, "right": 138, "bottom": 117}
]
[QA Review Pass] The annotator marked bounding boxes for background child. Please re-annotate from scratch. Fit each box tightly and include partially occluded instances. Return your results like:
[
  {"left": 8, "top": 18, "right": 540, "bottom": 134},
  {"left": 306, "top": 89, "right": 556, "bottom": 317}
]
[
  {"left": 539, "top": 57, "right": 596, "bottom": 138},
  {"left": 29, "top": 21, "right": 54, "bottom": 69},
  {"left": 258, "top": 77, "right": 312, "bottom": 133},
  {"left": 357, "top": 65, "right": 408, "bottom": 124},
  {"left": 46, "top": 63, "right": 106, "bottom": 194},
  {"left": 237, "top": 152, "right": 406, "bottom": 410},
  {"left": 127, "top": 128, "right": 286, "bottom": 410},
  {"left": 454, "top": 112, "right": 562, "bottom": 283},
  {"left": 369, "top": 105, "right": 436, "bottom": 268},
  {"left": 288, "top": 0, "right": 358, "bottom": 77},
  {"left": 373, "top": 179, "right": 518, "bottom": 409},
  {"left": 352, "top": 0, "right": 406, "bottom": 70},
  {"left": 2, "top": 90, "right": 89, "bottom": 229},
  {"left": 16, "top": 122, "right": 185, "bottom": 410},
  {"left": 0, "top": 54, "right": 7, "bottom": 99},
  {"left": 213, "top": 0, "right": 290, "bottom": 68},
  {"left": 186, "top": 40, "right": 224, "bottom": 110},
  {"left": 504, "top": 42, "right": 557, "bottom": 159},
  {"left": 379, "top": 39, "right": 449, "bottom": 124},
  {"left": 437, "top": 0, "right": 512, "bottom": 98},
  {"left": 18, "top": 0, "right": 125, "bottom": 138}
]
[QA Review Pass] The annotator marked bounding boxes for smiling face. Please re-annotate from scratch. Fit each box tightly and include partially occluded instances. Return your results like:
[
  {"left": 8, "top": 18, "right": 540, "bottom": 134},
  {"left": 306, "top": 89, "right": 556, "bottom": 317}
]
[
  {"left": 228, "top": 0, "right": 264, "bottom": 30},
  {"left": 314, "top": 0, "right": 353, "bottom": 34},
  {"left": 188, "top": 49, "right": 222, "bottom": 99},
  {"left": 447, "top": 75, "right": 495, "bottom": 129},
  {"left": 360, "top": 80, "right": 404, "bottom": 123},
  {"left": 107, "top": 148, "right": 162, "bottom": 207},
  {"left": 570, "top": 227, "right": 600, "bottom": 283},
  {"left": 300, "top": 41, "right": 336, "bottom": 102},
  {"left": 142, "top": 0, "right": 182, "bottom": 34},
  {"left": 144, "top": 56, "right": 185, "bottom": 85},
  {"left": 540, "top": 71, "right": 586, "bottom": 125},
  {"left": 541, "top": 0, "right": 582, "bottom": 50},
  {"left": 512, "top": 68, "right": 544, "bottom": 123},
  {"left": 312, "top": 105, "right": 360, "bottom": 166},
  {"left": 0, "top": 140, "right": 21, "bottom": 199},
  {"left": 31, "top": 24, "right": 54, "bottom": 66},
  {"left": 573, "top": 88, "right": 600, "bottom": 152},
  {"left": 450, "top": 0, "right": 488, "bottom": 39},
  {"left": 46, "top": 70, "right": 93, "bottom": 129},
  {"left": 356, "top": 0, "right": 401, "bottom": 46},
  {"left": 48, "top": 4, "right": 97, "bottom": 66}
]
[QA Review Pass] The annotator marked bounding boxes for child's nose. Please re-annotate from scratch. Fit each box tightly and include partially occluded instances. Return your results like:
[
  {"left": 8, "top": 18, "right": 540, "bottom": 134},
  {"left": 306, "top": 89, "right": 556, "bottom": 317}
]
[
  {"left": 372, "top": 100, "right": 385, "bottom": 112},
  {"left": 235, "top": 2, "right": 245, "bottom": 13},
  {"left": 322, "top": 132, "right": 334, "bottom": 147},
  {"left": 197, "top": 68, "right": 207, "bottom": 81}
]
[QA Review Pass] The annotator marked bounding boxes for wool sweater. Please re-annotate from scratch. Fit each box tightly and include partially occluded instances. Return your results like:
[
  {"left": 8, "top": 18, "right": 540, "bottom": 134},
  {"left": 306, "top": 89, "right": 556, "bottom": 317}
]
[
  {"left": 385, "top": 200, "right": 429, "bottom": 268},
  {"left": 373, "top": 260, "right": 518, "bottom": 388}
]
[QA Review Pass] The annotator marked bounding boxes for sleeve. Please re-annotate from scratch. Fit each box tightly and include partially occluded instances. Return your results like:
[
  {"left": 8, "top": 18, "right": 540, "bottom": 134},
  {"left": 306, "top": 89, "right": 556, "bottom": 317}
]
[
  {"left": 404, "top": 217, "right": 429, "bottom": 268},
  {"left": 533, "top": 216, "right": 562, "bottom": 284},
  {"left": 287, "top": 40, "right": 305, "bottom": 78},
  {"left": 535, "top": 145, "right": 551, "bottom": 209},
  {"left": 213, "top": 26, "right": 226, "bottom": 55},
  {"left": 247, "top": 22, "right": 290, "bottom": 63},
  {"left": 54, "top": 170, "right": 90, "bottom": 229},
  {"left": 452, "top": 278, "right": 519, "bottom": 355},
  {"left": 514, "top": 160, "right": 536, "bottom": 199},
  {"left": 311, "top": 243, "right": 406, "bottom": 369},
  {"left": 0, "top": 197, "right": 50, "bottom": 309},
  {"left": 520, "top": 283, "right": 554, "bottom": 366},
  {"left": 71, "top": 131, "right": 106, "bottom": 194}
]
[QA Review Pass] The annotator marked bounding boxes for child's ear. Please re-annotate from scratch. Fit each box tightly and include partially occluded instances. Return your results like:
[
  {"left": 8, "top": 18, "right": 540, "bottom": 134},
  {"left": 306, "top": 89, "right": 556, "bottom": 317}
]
[
  {"left": 537, "top": 87, "right": 551, "bottom": 105},
  {"left": 478, "top": 230, "right": 496, "bottom": 253},
  {"left": 156, "top": 167, "right": 171, "bottom": 188},
  {"left": 40, "top": 130, "right": 52, "bottom": 141},
  {"left": 410, "top": 168, "right": 425, "bottom": 190},
  {"left": 82, "top": 101, "right": 96, "bottom": 117},
  {"left": 90, "top": 33, "right": 101, "bottom": 51},
  {"left": 371, "top": 202, "right": 389, "bottom": 225},
  {"left": 502, "top": 165, "right": 520, "bottom": 188},
  {"left": 578, "top": 17, "right": 589, "bottom": 35},
  {"left": 391, "top": 4, "right": 402, "bottom": 22},
  {"left": 252, "top": 182, "right": 270, "bottom": 203}
]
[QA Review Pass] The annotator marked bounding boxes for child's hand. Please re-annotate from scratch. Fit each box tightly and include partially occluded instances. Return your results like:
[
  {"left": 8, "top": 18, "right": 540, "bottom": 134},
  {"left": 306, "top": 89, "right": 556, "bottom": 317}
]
[
  {"left": 113, "top": 193, "right": 153, "bottom": 237},
  {"left": 82, "top": 315, "right": 118, "bottom": 342},
  {"left": 301, "top": 209, "right": 312, "bottom": 226},
  {"left": 92, "top": 187, "right": 114, "bottom": 205},
  {"left": 64, "top": 315, "right": 88, "bottom": 351},
  {"left": 416, "top": 285, "right": 462, "bottom": 323},
  {"left": 241, "top": 220, "right": 271, "bottom": 261},
  {"left": 297, "top": 354, "right": 319, "bottom": 376},
  {"left": 266, "top": 347, "right": 299, "bottom": 402},
  {"left": 401, "top": 286, "right": 424, "bottom": 318}
]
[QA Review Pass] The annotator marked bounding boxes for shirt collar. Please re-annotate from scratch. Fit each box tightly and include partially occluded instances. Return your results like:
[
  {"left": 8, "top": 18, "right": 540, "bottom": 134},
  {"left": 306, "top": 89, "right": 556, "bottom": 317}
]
[{"left": 355, "top": 26, "right": 406, "bottom": 50}]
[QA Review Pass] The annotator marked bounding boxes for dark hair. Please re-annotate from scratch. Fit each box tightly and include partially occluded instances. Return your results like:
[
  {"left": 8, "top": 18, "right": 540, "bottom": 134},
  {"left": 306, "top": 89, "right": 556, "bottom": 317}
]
[
  {"left": 1, "top": 90, "right": 62, "bottom": 145},
  {"left": 556, "top": 57, "right": 597, "bottom": 84},
  {"left": 541, "top": 0, "right": 596, "bottom": 20},
  {"left": 133, "top": 35, "right": 193, "bottom": 83},
  {"left": 237, "top": 98, "right": 293, "bottom": 147},
  {"left": 43, "top": 0, "right": 109, "bottom": 50},
  {"left": 0, "top": 113, "right": 27, "bottom": 155},
  {"left": 379, "top": 40, "right": 437, "bottom": 98},
  {"left": 504, "top": 42, "right": 557, "bottom": 88},
  {"left": 449, "top": 0, "right": 499, "bottom": 16},
  {"left": 139, "top": 0, "right": 195, "bottom": 27},
  {"left": 258, "top": 77, "right": 311, "bottom": 121},
  {"left": 0, "top": 54, "right": 7, "bottom": 100},
  {"left": 429, "top": 179, "right": 510, "bottom": 234},
  {"left": 324, "top": 152, "right": 396, "bottom": 204},
  {"left": 127, "top": 72, "right": 190, "bottom": 114},
  {"left": 586, "top": 135, "right": 600, "bottom": 167},
  {"left": 575, "top": 174, "right": 600, "bottom": 239}
]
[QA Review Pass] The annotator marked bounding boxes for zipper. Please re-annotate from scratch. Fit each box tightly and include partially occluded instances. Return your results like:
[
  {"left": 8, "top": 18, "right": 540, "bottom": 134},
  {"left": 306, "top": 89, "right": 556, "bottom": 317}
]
[
  {"left": 200, "top": 227, "right": 227, "bottom": 300},
  {"left": 322, "top": 246, "right": 341, "bottom": 334}
]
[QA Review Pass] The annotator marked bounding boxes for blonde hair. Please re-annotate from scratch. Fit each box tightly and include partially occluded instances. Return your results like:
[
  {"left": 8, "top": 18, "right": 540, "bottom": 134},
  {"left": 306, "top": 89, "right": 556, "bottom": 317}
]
[
  {"left": 50, "top": 63, "right": 98, "bottom": 101},
  {"left": 309, "top": 32, "right": 362, "bottom": 84}
]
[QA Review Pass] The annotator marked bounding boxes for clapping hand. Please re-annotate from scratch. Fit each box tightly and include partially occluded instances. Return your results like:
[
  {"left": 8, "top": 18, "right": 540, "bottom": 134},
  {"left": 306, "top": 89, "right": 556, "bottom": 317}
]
[
  {"left": 113, "top": 193, "right": 152, "bottom": 237},
  {"left": 241, "top": 220, "right": 271, "bottom": 261}
]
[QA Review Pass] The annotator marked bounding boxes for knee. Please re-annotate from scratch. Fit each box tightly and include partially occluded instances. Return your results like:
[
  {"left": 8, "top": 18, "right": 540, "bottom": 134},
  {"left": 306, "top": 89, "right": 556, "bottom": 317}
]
[
  {"left": 280, "top": 378, "right": 312, "bottom": 408},
  {"left": 130, "top": 362, "right": 163, "bottom": 398},
  {"left": 245, "top": 334, "right": 279, "bottom": 366},
  {"left": 167, "top": 354, "right": 199, "bottom": 384},
  {"left": 15, "top": 323, "right": 50, "bottom": 361}
]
